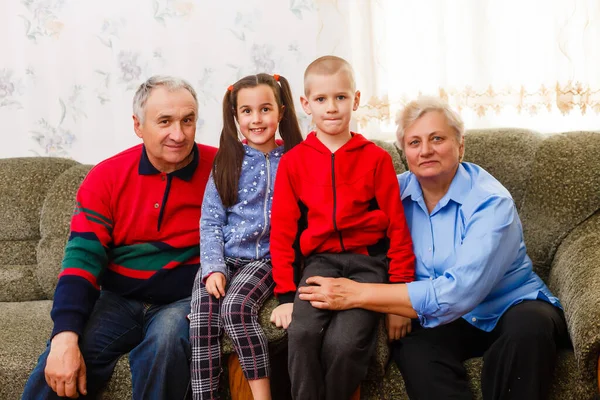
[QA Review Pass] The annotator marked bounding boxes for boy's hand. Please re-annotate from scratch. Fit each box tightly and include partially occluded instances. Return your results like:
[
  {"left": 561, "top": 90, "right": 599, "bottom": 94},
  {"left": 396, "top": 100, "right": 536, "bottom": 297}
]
[
  {"left": 386, "top": 313, "right": 412, "bottom": 342},
  {"left": 205, "top": 272, "right": 226, "bottom": 299},
  {"left": 270, "top": 303, "right": 293, "bottom": 329}
]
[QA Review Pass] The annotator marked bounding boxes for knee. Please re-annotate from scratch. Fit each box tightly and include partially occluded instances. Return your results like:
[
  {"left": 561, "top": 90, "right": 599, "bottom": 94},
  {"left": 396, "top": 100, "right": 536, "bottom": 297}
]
[
  {"left": 392, "top": 339, "right": 433, "bottom": 373},
  {"left": 288, "top": 322, "right": 323, "bottom": 348},
  {"left": 499, "top": 324, "right": 554, "bottom": 350},
  {"left": 147, "top": 313, "right": 190, "bottom": 358},
  {"left": 221, "top": 294, "right": 254, "bottom": 326},
  {"left": 327, "top": 332, "right": 372, "bottom": 359}
]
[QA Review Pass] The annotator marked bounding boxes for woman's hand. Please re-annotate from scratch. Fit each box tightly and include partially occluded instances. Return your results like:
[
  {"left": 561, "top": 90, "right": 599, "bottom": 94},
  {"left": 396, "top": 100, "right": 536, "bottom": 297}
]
[
  {"left": 205, "top": 272, "right": 226, "bottom": 299},
  {"left": 270, "top": 303, "right": 294, "bottom": 329},
  {"left": 298, "top": 276, "right": 359, "bottom": 310},
  {"left": 386, "top": 313, "right": 412, "bottom": 341}
]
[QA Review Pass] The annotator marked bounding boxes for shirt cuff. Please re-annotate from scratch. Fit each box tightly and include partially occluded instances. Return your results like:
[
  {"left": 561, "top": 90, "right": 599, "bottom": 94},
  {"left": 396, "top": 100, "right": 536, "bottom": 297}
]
[
  {"left": 407, "top": 279, "right": 440, "bottom": 322},
  {"left": 201, "top": 264, "right": 227, "bottom": 283},
  {"left": 277, "top": 292, "right": 296, "bottom": 304},
  {"left": 51, "top": 313, "right": 85, "bottom": 339}
]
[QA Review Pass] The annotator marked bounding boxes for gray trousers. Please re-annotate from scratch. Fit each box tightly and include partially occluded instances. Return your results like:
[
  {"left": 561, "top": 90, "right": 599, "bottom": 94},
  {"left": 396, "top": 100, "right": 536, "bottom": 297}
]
[{"left": 287, "top": 252, "right": 388, "bottom": 400}]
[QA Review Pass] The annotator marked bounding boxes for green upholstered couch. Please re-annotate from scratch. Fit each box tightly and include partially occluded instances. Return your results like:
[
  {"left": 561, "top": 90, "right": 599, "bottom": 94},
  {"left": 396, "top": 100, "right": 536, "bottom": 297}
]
[{"left": 1, "top": 128, "right": 599, "bottom": 399}]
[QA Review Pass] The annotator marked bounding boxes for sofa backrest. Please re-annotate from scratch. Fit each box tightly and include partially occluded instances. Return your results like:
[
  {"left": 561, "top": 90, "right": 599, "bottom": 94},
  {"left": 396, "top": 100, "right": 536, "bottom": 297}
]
[
  {"left": 37, "top": 164, "right": 93, "bottom": 299},
  {"left": 462, "top": 128, "right": 543, "bottom": 211},
  {"left": 518, "top": 132, "right": 600, "bottom": 282},
  {"left": 0, "top": 157, "right": 79, "bottom": 301},
  {"left": 1, "top": 131, "right": 598, "bottom": 301}
]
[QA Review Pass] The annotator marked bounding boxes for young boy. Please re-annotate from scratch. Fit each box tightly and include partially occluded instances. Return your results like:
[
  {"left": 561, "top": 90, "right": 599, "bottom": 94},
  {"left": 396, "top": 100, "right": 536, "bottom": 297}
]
[{"left": 269, "top": 55, "right": 415, "bottom": 400}]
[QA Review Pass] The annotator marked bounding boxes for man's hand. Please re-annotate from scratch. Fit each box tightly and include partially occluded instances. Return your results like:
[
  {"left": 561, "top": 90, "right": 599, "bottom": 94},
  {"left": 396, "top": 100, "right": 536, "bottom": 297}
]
[
  {"left": 386, "top": 313, "right": 412, "bottom": 342},
  {"left": 45, "top": 331, "right": 87, "bottom": 398},
  {"left": 270, "top": 303, "right": 294, "bottom": 329},
  {"left": 298, "top": 276, "right": 358, "bottom": 310},
  {"left": 205, "top": 272, "right": 226, "bottom": 299}
]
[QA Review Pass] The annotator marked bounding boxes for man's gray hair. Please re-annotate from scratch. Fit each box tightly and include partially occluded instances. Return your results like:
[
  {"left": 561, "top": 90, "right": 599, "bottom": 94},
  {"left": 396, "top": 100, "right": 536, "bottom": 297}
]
[
  {"left": 395, "top": 96, "right": 465, "bottom": 149},
  {"left": 133, "top": 75, "right": 198, "bottom": 124}
]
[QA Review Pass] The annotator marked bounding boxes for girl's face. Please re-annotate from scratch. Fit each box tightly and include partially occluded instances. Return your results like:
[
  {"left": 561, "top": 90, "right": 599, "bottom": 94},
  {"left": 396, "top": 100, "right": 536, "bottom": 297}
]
[{"left": 236, "top": 84, "right": 282, "bottom": 153}]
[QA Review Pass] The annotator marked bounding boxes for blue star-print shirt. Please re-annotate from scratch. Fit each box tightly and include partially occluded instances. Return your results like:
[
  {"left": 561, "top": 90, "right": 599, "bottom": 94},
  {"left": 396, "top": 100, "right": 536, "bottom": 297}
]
[{"left": 200, "top": 144, "right": 283, "bottom": 280}]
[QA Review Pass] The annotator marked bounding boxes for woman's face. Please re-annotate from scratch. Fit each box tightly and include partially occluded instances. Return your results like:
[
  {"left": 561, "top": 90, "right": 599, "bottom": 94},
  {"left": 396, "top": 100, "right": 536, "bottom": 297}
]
[{"left": 403, "top": 110, "right": 464, "bottom": 183}]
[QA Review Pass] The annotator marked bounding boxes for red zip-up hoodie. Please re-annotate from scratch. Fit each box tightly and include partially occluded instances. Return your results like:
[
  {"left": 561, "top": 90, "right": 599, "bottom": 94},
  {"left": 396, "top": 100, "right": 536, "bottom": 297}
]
[{"left": 271, "top": 132, "right": 415, "bottom": 303}]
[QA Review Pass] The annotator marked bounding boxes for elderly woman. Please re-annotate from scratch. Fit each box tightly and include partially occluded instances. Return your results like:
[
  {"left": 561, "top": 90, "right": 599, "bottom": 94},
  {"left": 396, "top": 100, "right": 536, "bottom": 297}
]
[{"left": 298, "top": 97, "right": 567, "bottom": 399}]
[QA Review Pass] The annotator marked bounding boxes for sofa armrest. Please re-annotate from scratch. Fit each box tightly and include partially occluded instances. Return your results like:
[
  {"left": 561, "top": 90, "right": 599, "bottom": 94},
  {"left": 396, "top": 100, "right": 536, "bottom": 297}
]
[{"left": 549, "top": 212, "right": 600, "bottom": 382}]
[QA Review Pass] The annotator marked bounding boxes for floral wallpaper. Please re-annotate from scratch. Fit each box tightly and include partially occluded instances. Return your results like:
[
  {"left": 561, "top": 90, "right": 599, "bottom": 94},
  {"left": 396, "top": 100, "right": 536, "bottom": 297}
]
[{"left": 0, "top": 0, "right": 321, "bottom": 163}]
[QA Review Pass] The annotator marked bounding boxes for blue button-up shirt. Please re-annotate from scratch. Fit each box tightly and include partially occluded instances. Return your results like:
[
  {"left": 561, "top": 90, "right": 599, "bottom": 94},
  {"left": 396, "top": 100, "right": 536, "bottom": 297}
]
[{"left": 399, "top": 162, "right": 561, "bottom": 331}]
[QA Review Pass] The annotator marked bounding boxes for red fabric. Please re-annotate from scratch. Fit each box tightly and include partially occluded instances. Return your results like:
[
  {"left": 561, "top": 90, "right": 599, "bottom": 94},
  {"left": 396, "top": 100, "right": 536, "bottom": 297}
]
[{"left": 270, "top": 132, "right": 415, "bottom": 297}]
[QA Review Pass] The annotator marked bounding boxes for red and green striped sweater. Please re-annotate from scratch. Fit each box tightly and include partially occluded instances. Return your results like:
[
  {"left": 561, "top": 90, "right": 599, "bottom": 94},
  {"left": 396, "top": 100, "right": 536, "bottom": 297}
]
[{"left": 50, "top": 143, "right": 217, "bottom": 338}]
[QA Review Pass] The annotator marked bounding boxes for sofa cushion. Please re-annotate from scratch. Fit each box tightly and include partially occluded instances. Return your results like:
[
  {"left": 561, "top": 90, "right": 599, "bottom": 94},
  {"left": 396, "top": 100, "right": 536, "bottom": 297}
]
[
  {"left": 0, "top": 239, "right": 45, "bottom": 302},
  {"left": 0, "top": 158, "right": 78, "bottom": 241},
  {"left": 520, "top": 132, "right": 600, "bottom": 281},
  {"left": 0, "top": 301, "right": 53, "bottom": 400},
  {"left": 0, "top": 300, "right": 133, "bottom": 400},
  {"left": 36, "top": 164, "right": 93, "bottom": 299}
]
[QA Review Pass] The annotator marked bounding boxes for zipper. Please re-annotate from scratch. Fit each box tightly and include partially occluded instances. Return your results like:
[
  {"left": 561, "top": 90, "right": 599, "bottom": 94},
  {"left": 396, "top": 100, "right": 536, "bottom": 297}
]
[
  {"left": 255, "top": 153, "right": 271, "bottom": 259},
  {"left": 331, "top": 154, "right": 345, "bottom": 251}
]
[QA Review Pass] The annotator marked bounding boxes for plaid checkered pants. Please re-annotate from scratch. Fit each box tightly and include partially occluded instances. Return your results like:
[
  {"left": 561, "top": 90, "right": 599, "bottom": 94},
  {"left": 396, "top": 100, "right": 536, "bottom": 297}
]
[{"left": 190, "top": 258, "right": 275, "bottom": 400}]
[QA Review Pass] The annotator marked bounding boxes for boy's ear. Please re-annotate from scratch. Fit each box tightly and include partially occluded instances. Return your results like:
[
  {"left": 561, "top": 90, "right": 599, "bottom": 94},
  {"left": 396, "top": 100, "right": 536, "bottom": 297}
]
[
  {"left": 353, "top": 90, "right": 361, "bottom": 111},
  {"left": 300, "top": 96, "right": 311, "bottom": 115},
  {"left": 133, "top": 115, "right": 143, "bottom": 139}
]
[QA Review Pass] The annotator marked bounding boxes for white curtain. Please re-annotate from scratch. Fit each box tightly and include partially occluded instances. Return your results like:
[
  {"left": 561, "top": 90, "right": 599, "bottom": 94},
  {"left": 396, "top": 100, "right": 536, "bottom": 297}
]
[{"left": 324, "top": 0, "right": 600, "bottom": 140}]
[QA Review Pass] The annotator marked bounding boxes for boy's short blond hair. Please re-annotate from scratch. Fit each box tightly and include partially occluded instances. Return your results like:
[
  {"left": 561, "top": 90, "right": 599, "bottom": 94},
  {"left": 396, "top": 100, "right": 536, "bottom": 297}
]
[{"left": 303, "top": 55, "right": 356, "bottom": 95}]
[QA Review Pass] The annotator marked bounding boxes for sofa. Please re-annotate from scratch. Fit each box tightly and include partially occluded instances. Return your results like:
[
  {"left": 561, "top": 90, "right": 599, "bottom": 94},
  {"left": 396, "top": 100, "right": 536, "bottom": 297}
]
[{"left": 1, "top": 128, "right": 599, "bottom": 399}]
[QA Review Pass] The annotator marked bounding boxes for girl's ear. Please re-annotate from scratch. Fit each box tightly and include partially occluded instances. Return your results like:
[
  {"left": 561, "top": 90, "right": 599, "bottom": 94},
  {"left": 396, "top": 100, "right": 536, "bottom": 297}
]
[{"left": 279, "top": 105, "right": 285, "bottom": 121}]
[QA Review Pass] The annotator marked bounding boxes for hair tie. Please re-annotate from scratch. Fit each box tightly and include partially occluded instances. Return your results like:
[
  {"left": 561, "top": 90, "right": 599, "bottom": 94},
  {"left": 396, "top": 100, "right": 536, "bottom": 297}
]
[
  {"left": 227, "top": 85, "right": 234, "bottom": 92},
  {"left": 273, "top": 74, "right": 280, "bottom": 82}
]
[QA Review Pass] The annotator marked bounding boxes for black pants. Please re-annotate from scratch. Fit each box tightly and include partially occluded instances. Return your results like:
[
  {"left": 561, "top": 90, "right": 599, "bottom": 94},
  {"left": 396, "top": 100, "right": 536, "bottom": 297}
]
[
  {"left": 392, "top": 300, "right": 568, "bottom": 400},
  {"left": 287, "top": 252, "right": 388, "bottom": 400}
]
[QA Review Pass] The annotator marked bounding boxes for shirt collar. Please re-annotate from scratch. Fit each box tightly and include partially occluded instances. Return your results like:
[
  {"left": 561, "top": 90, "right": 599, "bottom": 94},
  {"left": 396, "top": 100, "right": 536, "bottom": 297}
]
[
  {"left": 401, "top": 173, "right": 424, "bottom": 202},
  {"left": 401, "top": 163, "right": 471, "bottom": 207},
  {"left": 138, "top": 144, "right": 199, "bottom": 182},
  {"left": 442, "top": 163, "right": 471, "bottom": 206},
  {"left": 243, "top": 143, "right": 284, "bottom": 157}
]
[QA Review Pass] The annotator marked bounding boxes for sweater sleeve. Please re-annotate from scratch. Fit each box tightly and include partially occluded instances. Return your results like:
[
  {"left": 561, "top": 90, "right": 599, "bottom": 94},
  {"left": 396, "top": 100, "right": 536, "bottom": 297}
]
[
  {"left": 199, "top": 173, "right": 228, "bottom": 281},
  {"left": 270, "top": 156, "right": 302, "bottom": 304},
  {"left": 375, "top": 152, "right": 415, "bottom": 283},
  {"left": 50, "top": 169, "right": 112, "bottom": 338}
]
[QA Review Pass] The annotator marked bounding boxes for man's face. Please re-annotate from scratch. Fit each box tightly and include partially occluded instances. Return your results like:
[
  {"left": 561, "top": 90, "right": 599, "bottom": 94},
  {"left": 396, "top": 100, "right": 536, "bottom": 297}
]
[{"left": 133, "top": 86, "right": 197, "bottom": 173}]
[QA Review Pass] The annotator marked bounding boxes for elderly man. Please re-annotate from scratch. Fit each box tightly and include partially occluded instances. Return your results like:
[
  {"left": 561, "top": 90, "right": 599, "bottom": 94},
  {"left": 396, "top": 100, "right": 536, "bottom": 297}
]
[{"left": 22, "top": 76, "right": 217, "bottom": 400}]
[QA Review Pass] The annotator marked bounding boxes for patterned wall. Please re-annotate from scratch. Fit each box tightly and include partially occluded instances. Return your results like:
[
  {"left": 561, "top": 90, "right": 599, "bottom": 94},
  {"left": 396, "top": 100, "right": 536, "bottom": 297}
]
[{"left": 0, "top": 0, "right": 320, "bottom": 163}]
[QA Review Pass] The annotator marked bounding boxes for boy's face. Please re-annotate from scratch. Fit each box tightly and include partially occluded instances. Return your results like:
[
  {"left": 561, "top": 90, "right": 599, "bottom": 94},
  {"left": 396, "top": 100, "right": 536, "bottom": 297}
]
[{"left": 301, "top": 71, "right": 360, "bottom": 138}]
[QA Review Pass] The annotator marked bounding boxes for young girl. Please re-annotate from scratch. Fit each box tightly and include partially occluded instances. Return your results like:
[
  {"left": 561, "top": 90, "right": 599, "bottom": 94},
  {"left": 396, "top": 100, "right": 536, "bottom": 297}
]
[{"left": 190, "top": 73, "right": 303, "bottom": 400}]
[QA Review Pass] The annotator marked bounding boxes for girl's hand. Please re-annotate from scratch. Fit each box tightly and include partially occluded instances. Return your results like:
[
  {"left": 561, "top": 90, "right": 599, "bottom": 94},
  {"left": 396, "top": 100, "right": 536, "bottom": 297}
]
[
  {"left": 386, "top": 313, "right": 412, "bottom": 341},
  {"left": 270, "top": 303, "right": 294, "bottom": 329},
  {"left": 205, "top": 272, "right": 226, "bottom": 299}
]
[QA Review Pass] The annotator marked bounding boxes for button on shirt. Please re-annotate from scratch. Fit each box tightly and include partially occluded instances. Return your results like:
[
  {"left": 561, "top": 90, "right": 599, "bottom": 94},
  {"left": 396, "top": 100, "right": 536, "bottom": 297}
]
[{"left": 399, "top": 162, "right": 561, "bottom": 332}]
